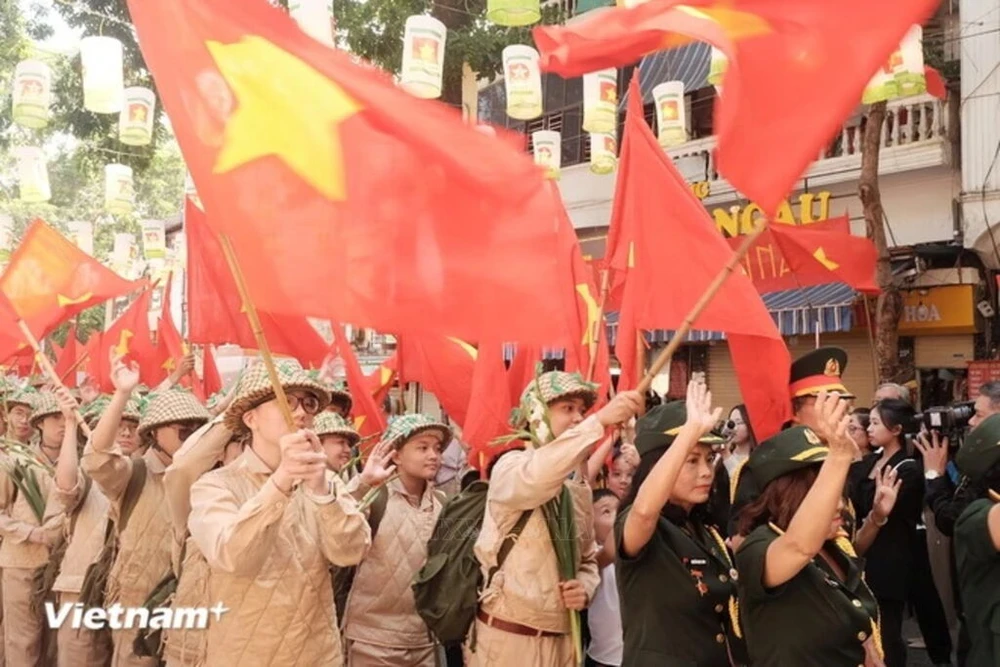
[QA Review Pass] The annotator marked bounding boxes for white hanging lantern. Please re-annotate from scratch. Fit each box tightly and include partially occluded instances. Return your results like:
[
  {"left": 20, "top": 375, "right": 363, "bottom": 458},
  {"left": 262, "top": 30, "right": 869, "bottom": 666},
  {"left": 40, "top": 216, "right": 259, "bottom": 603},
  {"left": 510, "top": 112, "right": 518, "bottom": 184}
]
[
  {"left": 288, "top": 0, "right": 335, "bottom": 46},
  {"left": 895, "top": 25, "right": 926, "bottom": 98},
  {"left": 68, "top": 221, "right": 95, "bottom": 256},
  {"left": 486, "top": 0, "right": 540, "bottom": 27},
  {"left": 532, "top": 130, "right": 561, "bottom": 180},
  {"left": 16, "top": 147, "right": 50, "bottom": 203},
  {"left": 111, "top": 233, "right": 135, "bottom": 276},
  {"left": 400, "top": 15, "right": 447, "bottom": 99},
  {"left": 582, "top": 69, "right": 617, "bottom": 134},
  {"left": 503, "top": 45, "right": 543, "bottom": 120},
  {"left": 141, "top": 220, "right": 166, "bottom": 260},
  {"left": 707, "top": 47, "right": 727, "bottom": 92},
  {"left": 119, "top": 87, "right": 156, "bottom": 146},
  {"left": 81, "top": 36, "right": 124, "bottom": 113},
  {"left": 105, "top": 164, "right": 135, "bottom": 215},
  {"left": 12, "top": 60, "right": 52, "bottom": 129},
  {"left": 589, "top": 133, "right": 617, "bottom": 175},
  {"left": 652, "top": 81, "right": 687, "bottom": 148}
]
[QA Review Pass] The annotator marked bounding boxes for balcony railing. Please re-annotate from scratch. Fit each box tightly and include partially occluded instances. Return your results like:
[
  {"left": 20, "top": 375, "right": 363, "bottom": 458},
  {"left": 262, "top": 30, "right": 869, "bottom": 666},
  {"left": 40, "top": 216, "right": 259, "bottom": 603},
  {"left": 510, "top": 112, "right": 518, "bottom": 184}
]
[{"left": 668, "top": 94, "right": 951, "bottom": 192}]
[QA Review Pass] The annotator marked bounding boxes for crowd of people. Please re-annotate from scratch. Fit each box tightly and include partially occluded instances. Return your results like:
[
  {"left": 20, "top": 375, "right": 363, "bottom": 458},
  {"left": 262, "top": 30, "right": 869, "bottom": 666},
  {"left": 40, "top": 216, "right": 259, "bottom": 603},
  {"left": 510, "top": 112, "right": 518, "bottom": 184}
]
[{"left": 0, "top": 343, "right": 996, "bottom": 667}]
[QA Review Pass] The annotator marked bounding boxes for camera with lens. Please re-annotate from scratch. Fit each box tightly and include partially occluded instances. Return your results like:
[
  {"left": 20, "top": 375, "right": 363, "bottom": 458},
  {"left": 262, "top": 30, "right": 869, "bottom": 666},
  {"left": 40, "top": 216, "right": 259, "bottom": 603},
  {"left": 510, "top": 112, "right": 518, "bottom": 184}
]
[{"left": 915, "top": 401, "right": 975, "bottom": 443}]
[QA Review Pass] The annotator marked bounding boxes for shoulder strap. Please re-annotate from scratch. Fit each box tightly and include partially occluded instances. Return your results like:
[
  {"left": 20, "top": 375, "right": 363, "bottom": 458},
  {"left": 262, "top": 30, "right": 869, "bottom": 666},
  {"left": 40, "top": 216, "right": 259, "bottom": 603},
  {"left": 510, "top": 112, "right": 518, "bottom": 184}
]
[
  {"left": 68, "top": 475, "right": 94, "bottom": 536},
  {"left": 118, "top": 457, "right": 147, "bottom": 534},
  {"left": 488, "top": 510, "right": 532, "bottom": 582},
  {"left": 367, "top": 485, "right": 390, "bottom": 541}
]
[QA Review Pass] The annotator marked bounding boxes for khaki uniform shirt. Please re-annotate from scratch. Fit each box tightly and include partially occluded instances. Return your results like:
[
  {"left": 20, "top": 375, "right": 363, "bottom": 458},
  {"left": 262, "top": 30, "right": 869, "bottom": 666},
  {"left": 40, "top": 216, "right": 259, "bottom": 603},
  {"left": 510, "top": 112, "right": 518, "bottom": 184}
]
[
  {"left": 49, "top": 475, "right": 111, "bottom": 594},
  {"left": 0, "top": 446, "right": 63, "bottom": 570},
  {"left": 82, "top": 443, "right": 173, "bottom": 607},
  {"left": 343, "top": 478, "right": 442, "bottom": 648},
  {"left": 188, "top": 446, "right": 370, "bottom": 666},
  {"left": 475, "top": 415, "right": 603, "bottom": 634}
]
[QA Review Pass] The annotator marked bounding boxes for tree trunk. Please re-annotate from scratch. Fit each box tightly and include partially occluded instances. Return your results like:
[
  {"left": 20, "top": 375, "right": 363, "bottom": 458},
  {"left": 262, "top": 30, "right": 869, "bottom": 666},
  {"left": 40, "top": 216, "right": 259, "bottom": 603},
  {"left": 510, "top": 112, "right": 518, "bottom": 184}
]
[{"left": 859, "top": 101, "right": 904, "bottom": 383}]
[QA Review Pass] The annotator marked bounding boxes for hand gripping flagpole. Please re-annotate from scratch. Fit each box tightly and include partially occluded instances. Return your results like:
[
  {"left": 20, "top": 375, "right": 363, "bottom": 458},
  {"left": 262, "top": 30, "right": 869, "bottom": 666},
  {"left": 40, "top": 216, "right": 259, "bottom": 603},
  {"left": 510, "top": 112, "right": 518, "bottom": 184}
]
[
  {"left": 15, "top": 320, "right": 92, "bottom": 438},
  {"left": 217, "top": 234, "right": 297, "bottom": 430},
  {"left": 635, "top": 220, "right": 770, "bottom": 395},
  {"left": 586, "top": 267, "right": 611, "bottom": 383}
]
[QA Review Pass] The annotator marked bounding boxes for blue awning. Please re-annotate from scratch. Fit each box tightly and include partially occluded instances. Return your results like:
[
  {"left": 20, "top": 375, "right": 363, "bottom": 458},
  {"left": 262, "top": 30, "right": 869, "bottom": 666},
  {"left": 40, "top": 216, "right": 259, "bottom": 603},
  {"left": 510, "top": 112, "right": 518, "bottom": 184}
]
[
  {"left": 620, "top": 43, "right": 712, "bottom": 107},
  {"left": 503, "top": 284, "right": 857, "bottom": 360}
]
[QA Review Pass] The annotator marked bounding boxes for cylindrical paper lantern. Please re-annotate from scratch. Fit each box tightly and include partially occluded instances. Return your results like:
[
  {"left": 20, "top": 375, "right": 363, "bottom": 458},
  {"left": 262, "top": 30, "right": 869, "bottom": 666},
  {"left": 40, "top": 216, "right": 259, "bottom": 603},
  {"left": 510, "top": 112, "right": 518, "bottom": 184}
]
[
  {"left": 486, "top": 0, "right": 540, "bottom": 27},
  {"left": 652, "top": 81, "right": 687, "bottom": 148},
  {"left": 582, "top": 68, "right": 617, "bottom": 134},
  {"left": 105, "top": 164, "right": 135, "bottom": 215},
  {"left": 141, "top": 220, "right": 166, "bottom": 259},
  {"left": 400, "top": 15, "right": 447, "bottom": 99},
  {"left": 16, "top": 147, "right": 50, "bottom": 203},
  {"left": 81, "top": 36, "right": 124, "bottom": 113},
  {"left": 896, "top": 25, "right": 926, "bottom": 97},
  {"left": 111, "top": 233, "right": 135, "bottom": 275},
  {"left": 12, "top": 60, "right": 52, "bottom": 129},
  {"left": 707, "top": 47, "right": 727, "bottom": 89},
  {"left": 503, "top": 45, "right": 543, "bottom": 120},
  {"left": 288, "top": 0, "right": 334, "bottom": 46},
  {"left": 589, "top": 133, "right": 617, "bottom": 175},
  {"left": 69, "top": 221, "right": 94, "bottom": 256},
  {"left": 532, "top": 130, "right": 561, "bottom": 180},
  {"left": 119, "top": 87, "right": 156, "bottom": 146}
]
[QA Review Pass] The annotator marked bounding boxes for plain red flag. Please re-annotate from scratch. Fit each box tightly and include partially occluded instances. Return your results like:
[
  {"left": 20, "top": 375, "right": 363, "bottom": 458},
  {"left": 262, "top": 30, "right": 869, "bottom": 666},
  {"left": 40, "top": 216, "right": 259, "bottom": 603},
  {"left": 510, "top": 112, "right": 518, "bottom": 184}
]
[
  {"left": 0, "top": 220, "right": 140, "bottom": 360},
  {"left": 398, "top": 336, "right": 478, "bottom": 427},
  {"left": 609, "top": 76, "right": 790, "bottom": 439},
  {"left": 463, "top": 341, "right": 516, "bottom": 471},
  {"left": 331, "top": 321, "right": 387, "bottom": 443},
  {"left": 533, "top": 0, "right": 939, "bottom": 215},
  {"left": 128, "top": 0, "right": 569, "bottom": 345},
  {"left": 184, "top": 199, "right": 331, "bottom": 368},
  {"left": 158, "top": 276, "right": 193, "bottom": 390},
  {"left": 507, "top": 344, "right": 542, "bottom": 408},
  {"left": 366, "top": 354, "right": 397, "bottom": 409},
  {"left": 54, "top": 324, "right": 83, "bottom": 388}
]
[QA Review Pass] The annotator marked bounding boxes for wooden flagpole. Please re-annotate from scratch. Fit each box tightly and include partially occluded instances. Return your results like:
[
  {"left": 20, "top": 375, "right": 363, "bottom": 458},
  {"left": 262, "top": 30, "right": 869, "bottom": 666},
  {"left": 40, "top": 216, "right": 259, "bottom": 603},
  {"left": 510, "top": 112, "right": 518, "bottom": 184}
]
[
  {"left": 636, "top": 221, "right": 769, "bottom": 394},
  {"left": 16, "top": 321, "right": 91, "bottom": 437},
  {"left": 217, "top": 234, "right": 296, "bottom": 429},
  {"left": 58, "top": 349, "right": 90, "bottom": 384},
  {"left": 586, "top": 268, "right": 611, "bottom": 382}
]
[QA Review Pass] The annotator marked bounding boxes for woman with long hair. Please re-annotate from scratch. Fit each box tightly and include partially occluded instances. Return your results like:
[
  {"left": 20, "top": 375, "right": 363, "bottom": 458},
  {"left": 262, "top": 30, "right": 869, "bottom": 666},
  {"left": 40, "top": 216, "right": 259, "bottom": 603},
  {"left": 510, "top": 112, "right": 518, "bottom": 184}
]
[
  {"left": 734, "top": 392, "right": 885, "bottom": 667},
  {"left": 848, "top": 408, "right": 873, "bottom": 457},
  {"left": 616, "top": 380, "right": 745, "bottom": 666},
  {"left": 847, "top": 399, "right": 925, "bottom": 667},
  {"left": 723, "top": 405, "right": 756, "bottom": 475}
]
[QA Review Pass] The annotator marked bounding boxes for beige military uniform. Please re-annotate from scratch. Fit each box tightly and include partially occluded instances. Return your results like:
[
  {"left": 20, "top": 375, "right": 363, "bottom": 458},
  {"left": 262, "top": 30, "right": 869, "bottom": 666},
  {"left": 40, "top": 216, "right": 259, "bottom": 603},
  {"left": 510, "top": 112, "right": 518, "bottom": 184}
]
[
  {"left": 188, "top": 446, "right": 370, "bottom": 666},
  {"left": 49, "top": 475, "right": 114, "bottom": 667},
  {"left": 0, "top": 445, "right": 64, "bottom": 666},
  {"left": 343, "top": 478, "right": 442, "bottom": 666},
  {"left": 82, "top": 444, "right": 174, "bottom": 667},
  {"left": 465, "top": 415, "right": 603, "bottom": 667}
]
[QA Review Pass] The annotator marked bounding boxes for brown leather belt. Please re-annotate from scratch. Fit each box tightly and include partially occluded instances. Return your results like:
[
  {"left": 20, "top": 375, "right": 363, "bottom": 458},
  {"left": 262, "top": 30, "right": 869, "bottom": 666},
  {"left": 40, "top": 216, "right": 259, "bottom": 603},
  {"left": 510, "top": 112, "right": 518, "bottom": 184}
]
[{"left": 476, "top": 609, "right": 563, "bottom": 638}]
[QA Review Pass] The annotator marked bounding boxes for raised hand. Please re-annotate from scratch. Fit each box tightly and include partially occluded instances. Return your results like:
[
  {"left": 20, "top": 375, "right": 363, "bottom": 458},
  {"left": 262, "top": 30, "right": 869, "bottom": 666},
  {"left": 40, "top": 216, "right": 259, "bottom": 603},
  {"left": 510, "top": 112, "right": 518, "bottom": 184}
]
[
  {"left": 53, "top": 386, "right": 78, "bottom": 420},
  {"left": 596, "top": 391, "right": 644, "bottom": 428},
  {"left": 108, "top": 347, "right": 140, "bottom": 394},
  {"left": 914, "top": 430, "right": 949, "bottom": 476},
  {"left": 684, "top": 379, "right": 723, "bottom": 436},
  {"left": 872, "top": 465, "right": 902, "bottom": 523},
  {"left": 274, "top": 429, "right": 328, "bottom": 495},
  {"left": 358, "top": 438, "right": 397, "bottom": 489}
]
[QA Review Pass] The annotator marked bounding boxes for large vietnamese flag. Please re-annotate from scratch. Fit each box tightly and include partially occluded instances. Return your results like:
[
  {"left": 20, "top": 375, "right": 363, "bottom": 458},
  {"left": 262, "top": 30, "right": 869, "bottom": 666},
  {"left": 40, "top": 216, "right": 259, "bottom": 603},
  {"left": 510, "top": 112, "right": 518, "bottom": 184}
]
[
  {"left": 533, "top": 0, "right": 939, "bottom": 215},
  {"left": 609, "top": 77, "right": 790, "bottom": 439},
  {"left": 0, "top": 220, "right": 140, "bottom": 360},
  {"left": 128, "top": 0, "right": 568, "bottom": 345}
]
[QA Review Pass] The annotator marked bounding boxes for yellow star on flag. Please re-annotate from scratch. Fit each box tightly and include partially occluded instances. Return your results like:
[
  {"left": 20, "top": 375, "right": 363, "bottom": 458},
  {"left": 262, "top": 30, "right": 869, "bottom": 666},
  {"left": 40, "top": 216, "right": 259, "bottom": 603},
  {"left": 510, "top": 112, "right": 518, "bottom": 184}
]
[
  {"left": 447, "top": 337, "right": 478, "bottom": 361},
  {"left": 206, "top": 35, "right": 364, "bottom": 201},
  {"left": 115, "top": 330, "right": 134, "bottom": 356},
  {"left": 576, "top": 284, "right": 601, "bottom": 346},
  {"left": 661, "top": 4, "right": 773, "bottom": 50},
  {"left": 813, "top": 247, "right": 840, "bottom": 271},
  {"left": 57, "top": 292, "right": 93, "bottom": 307}
]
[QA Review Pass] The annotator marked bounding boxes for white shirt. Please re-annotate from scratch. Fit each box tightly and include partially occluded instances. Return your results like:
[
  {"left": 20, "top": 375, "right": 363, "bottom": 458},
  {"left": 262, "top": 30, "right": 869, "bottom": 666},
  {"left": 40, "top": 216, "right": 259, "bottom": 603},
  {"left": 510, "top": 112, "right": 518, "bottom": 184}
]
[{"left": 587, "top": 563, "right": 623, "bottom": 665}]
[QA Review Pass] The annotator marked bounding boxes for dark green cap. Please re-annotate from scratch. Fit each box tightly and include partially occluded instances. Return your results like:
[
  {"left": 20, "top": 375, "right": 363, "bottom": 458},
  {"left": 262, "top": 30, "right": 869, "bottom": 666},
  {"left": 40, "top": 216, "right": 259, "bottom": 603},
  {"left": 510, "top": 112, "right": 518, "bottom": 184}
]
[
  {"left": 731, "top": 425, "right": 830, "bottom": 511},
  {"left": 790, "top": 346, "right": 854, "bottom": 399},
  {"left": 957, "top": 413, "right": 1000, "bottom": 482},
  {"left": 634, "top": 401, "right": 725, "bottom": 458}
]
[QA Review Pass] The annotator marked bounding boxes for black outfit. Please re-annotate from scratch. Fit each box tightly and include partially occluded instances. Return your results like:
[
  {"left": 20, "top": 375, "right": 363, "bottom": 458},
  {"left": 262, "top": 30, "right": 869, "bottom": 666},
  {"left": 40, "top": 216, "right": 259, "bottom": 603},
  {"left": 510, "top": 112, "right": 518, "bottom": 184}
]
[
  {"left": 907, "top": 520, "right": 954, "bottom": 664},
  {"left": 736, "top": 524, "right": 880, "bottom": 666},
  {"left": 708, "top": 461, "right": 731, "bottom": 537},
  {"left": 615, "top": 505, "right": 745, "bottom": 666},
  {"left": 848, "top": 449, "right": 924, "bottom": 667}
]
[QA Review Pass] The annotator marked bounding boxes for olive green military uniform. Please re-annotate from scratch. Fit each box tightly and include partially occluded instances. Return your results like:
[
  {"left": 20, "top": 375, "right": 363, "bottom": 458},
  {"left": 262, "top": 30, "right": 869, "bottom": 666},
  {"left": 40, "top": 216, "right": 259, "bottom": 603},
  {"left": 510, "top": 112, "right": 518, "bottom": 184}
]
[
  {"left": 953, "top": 414, "right": 1000, "bottom": 667},
  {"left": 734, "top": 427, "right": 881, "bottom": 667},
  {"left": 615, "top": 402, "right": 744, "bottom": 666}
]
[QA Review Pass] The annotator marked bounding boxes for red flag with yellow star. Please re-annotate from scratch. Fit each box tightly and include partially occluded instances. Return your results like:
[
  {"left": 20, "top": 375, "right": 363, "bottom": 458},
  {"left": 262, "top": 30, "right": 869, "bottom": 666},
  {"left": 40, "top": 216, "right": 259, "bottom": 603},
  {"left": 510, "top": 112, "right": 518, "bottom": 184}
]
[
  {"left": 366, "top": 354, "right": 397, "bottom": 408},
  {"left": 610, "top": 76, "right": 790, "bottom": 439},
  {"left": 83, "top": 289, "right": 161, "bottom": 392},
  {"left": 54, "top": 324, "right": 83, "bottom": 388},
  {"left": 157, "top": 275, "right": 193, "bottom": 388},
  {"left": 128, "top": 0, "right": 567, "bottom": 345},
  {"left": 0, "top": 220, "right": 140, "bottom": 360},
  {"left": 398, "top": 335, "right": 478, "bottom": 426},
  {"left": 533, "top": 0, "right": 938, "bottom": 215},
  {"left": 184, "top": 198, "right": 331, "bottom": 368},
  {"left": 766, "top": 221, "right": 879, "bottom": 294}
]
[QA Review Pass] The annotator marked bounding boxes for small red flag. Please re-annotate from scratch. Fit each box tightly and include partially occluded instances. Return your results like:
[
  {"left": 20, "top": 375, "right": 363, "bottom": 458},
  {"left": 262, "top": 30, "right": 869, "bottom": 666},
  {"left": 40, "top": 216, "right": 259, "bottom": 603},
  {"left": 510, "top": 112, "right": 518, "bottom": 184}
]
[
  {"left": 0, "top": 220, "right": 140, "bottom": 359},
  {"left": 767, "top": 221, "right": 879, "bottom": 294},
  {"left": 54, "top": 324, "right": 83, "bottom": 388},
  {"left": 507, "top": 344, "right": 542, "bottom": 409},
  {"left": 463, "top": 341, "right": 514, "bottom": 467},
  {"left": 533, "top": 0, "right": 939, "bottom": 215},
  {"left": 366, "top": 354, "right": 397, "bottom": 408},
  {"left": 84, "top": 289, "right": 160, "bottom": 392},
  {"left": 129, "top": 0, "right": 570, "bottom": 345},
  {"left": 185, "top": 199, "right": 331, "bottom": 368},
  {"left": 332, "top": 321, "right": 387, "bottom": 443},
  {"left": 609, "top": 76, "right": 790, "bottom": 439},
  {"left": 398, "top": 336, "right": 478, "bottom": 426}
]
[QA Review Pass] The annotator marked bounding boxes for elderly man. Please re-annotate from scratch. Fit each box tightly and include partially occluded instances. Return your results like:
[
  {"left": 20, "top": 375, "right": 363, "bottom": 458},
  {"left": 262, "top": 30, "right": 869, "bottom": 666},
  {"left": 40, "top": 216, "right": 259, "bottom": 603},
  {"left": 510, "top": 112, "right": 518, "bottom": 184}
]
[{"left": 874, "top": 383, "right": 912, "bottom": 405}]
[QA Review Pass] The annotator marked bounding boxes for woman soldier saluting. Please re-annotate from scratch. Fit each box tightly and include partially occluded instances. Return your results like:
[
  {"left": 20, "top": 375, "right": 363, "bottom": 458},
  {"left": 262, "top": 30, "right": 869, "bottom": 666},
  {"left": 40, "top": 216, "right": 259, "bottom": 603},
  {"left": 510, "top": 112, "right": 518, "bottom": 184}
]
[
  {"left": 734, "top": 392, "right": 886, "bottom": 667},
  {"left": 616, "top": 380, "right": 747, "bottom": 666}
]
